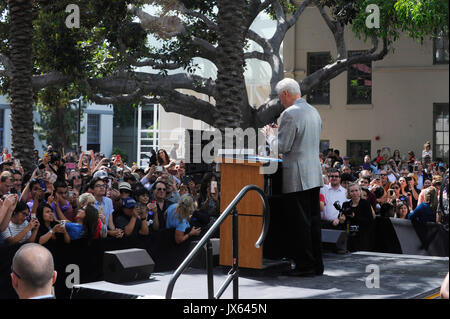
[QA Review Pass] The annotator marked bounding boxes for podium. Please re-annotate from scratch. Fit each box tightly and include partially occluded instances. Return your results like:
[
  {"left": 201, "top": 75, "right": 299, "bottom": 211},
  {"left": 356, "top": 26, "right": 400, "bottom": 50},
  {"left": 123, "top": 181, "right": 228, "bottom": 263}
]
[{"left": 218, "top": 157, "right": 265, "bottom": 269}]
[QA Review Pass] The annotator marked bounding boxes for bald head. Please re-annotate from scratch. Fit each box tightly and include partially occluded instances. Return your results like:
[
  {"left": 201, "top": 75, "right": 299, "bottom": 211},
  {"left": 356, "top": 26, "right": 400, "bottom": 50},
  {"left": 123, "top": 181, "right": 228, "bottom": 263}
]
[{"left": 12, "top": 243, "right": 55, "bottom": 289}]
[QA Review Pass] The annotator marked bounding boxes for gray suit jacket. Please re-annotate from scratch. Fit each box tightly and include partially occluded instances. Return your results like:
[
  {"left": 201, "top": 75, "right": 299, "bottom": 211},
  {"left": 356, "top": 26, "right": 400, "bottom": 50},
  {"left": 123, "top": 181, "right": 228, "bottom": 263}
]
[{"left": 277, "top": 98, "right": 324, "bottom": 194}]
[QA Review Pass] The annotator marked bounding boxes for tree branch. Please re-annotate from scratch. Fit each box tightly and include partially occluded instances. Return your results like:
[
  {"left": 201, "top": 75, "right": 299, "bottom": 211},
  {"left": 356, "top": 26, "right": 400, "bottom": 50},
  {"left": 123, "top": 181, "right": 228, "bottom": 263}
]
[
  {"left": 117, "top": 38, "right": 182, "bottom": 70},
  {"left": 247, "top": 29, "right": 272, "bottom": 54},
  {"left": 244, "top": 51, "right": 269, "bottom": 61},
  {"left": 127, "top": 4, "right": 184, "bottom": 38},
  {"left": 253, "top": 97, "right": 284, "bottom": 128},
  {"left": 301, "top": 38, "right": 389, "bottom": 95},
  {"left": 314, "top": 1, "right": 347, "bottom": 59},
  {"left": 286, "top": 0, "right": 313, "bottom": 29},
  {"left": 88, "top": 71, "right": 216, "bottom": 97},
  {"left": 83, "top": 78, "right": 145, "bottom": 105},
  {"left": 178, "top": 3, "right": 217, "bottom": 30},
  {"left": 156, "top": 89, "right": 218, "bottom": 126},
  {"left": 31, "top": 71, "right": 71, "bottom": 90}
]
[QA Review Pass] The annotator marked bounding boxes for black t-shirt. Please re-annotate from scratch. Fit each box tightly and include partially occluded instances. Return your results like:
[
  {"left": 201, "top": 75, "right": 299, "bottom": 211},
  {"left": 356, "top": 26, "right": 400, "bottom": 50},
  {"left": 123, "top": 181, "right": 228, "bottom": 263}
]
[
  {"left": 342, "top": 199, "right": 375, "bottom": 252},
  {"left": 35, "top": 222, "right": 66, "bottom": 248},
  {"left": 115, "top": 213, "right": 143, "bottom": 238}
]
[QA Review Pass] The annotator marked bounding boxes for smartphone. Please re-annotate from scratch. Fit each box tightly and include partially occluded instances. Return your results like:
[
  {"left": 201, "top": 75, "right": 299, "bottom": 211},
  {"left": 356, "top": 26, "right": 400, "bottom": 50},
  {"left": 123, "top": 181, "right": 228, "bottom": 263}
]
[
  {"left": 211, "top": 181, "right": 217, "bottom": 194},
  {"left": 65, "top": 162, "right": 76, "bottom": 170},
  {"left": 68, "top": 190, "right": 74, "bottom": 197},
  {"left": 156, "top": 166, "right": 163, "bottom": 172},
  {"left": 38, "top": 179, "right": 47, "bottom": 192},
  {"left": 389, "top": 189, "right": 394, "bottom": 196}
]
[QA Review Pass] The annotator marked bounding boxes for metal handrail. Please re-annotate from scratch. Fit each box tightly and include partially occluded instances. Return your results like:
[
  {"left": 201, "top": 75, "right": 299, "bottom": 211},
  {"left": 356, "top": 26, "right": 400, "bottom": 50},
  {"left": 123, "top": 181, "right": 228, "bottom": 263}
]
[{"left": 165, "top": 185, "right": 270, "bottom": 299}]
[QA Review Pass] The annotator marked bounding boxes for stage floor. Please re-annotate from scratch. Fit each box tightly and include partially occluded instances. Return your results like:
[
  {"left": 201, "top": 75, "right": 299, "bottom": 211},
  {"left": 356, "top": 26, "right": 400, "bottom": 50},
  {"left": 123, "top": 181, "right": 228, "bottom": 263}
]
[{"left": 72, "top": 252, "right": 448, "bottom": 299}]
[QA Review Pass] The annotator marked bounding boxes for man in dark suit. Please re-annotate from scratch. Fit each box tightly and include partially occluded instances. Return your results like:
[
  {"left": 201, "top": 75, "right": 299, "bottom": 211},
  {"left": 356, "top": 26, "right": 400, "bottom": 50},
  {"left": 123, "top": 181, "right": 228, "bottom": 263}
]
[
  {"left": 11, "top": 243, "right": 57, "bottom": 299},
  {"left": 263, "top": 78, "right": 324, "bottom": 276}
]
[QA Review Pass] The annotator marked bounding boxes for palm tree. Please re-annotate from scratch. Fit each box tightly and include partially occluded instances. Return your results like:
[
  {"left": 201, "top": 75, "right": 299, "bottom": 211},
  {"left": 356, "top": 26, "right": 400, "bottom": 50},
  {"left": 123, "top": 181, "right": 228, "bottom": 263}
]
[
  {"left": 8, "top": 0, "right": 35, "bottom": 173},
  {"left": 214, "top": 0, "right": 247, "bottom": 131}
]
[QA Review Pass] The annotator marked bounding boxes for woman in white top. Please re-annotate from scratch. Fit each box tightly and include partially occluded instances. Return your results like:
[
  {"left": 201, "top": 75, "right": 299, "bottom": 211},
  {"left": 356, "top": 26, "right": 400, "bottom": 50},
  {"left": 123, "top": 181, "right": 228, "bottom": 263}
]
[
  {"left": 422, "top": 141, "right": 432, "bottom": 160},
  {"left": 1, "top": 201, "right": 39, "bottom": 245}
]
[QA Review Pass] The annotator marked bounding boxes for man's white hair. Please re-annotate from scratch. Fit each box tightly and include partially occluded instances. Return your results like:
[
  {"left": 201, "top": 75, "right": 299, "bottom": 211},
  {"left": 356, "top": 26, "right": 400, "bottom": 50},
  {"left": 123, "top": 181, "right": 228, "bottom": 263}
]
[{"left": 275, "top": 78, "right": 301, "bottom": 96}]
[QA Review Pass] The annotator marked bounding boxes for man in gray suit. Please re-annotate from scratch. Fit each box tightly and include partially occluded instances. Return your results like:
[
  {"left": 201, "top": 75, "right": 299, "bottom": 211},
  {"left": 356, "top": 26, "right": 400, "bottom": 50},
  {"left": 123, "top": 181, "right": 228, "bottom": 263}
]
[{"left": 264, "top": 78, "right": 324, "bottom": 276}]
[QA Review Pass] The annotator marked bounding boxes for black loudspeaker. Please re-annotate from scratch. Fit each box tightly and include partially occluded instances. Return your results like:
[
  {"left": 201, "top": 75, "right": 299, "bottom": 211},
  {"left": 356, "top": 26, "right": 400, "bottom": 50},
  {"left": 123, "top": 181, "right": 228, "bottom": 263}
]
[
  {"left": 321, "top": 229, "right": 348, "bottom": 253},
  {"left": 103, "top": 248, "right": 155, "bottom": 283}
]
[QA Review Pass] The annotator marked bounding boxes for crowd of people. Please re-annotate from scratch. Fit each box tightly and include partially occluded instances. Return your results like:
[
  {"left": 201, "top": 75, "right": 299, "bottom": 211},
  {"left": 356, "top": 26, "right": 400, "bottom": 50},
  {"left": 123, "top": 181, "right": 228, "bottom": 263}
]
[
  {"left": 319, "top": 143, "right": 448, "bottom": 252},
  {"left": 0, "top": 146, "right": 220, "bottom": 250},
  {"left": 0, "top": 142, "right": 448, "bottom": 260}
]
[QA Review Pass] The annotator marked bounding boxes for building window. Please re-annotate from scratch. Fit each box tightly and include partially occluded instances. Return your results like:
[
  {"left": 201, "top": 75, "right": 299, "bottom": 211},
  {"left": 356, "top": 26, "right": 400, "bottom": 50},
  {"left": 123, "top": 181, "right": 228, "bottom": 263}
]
[
  {"left": 434, "top": 31, "right": 449, "bottom": 65},
  {"left": 347, "top": 51, "right": 372, "bottom": 104},
  {"left": 433, "top": 103, "right": 449, "bottom": 162},
  {"left": 0, "top": 109, "right": 4, "bottom": 149},
  {"left": 87, "top": 114, "right": 100, "bottom": 153},
  {"left": 347, "top": 140, "right": 371, "bottom": 166},
  {"left": 138, "top": 104, "right": 160, "bottom": 166},
  {"left": 307, "top": 52, "right": 332, "bottom": 105},
  {"left": 320, "top": 140, "right": 330, "bottom": 154}
]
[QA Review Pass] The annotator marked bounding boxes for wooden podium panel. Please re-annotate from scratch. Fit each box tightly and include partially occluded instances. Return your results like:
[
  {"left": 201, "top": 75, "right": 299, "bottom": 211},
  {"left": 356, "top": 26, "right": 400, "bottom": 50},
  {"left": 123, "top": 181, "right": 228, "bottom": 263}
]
[{"left": 219, "top": 159, "right": 264, "bottom": 269}]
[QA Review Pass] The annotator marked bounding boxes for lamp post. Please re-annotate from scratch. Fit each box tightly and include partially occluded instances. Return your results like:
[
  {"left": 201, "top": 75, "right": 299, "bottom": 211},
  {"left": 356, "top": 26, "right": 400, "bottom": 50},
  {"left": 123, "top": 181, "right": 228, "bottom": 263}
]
[{"left": 70, "top": 98, "right": 82, "bottom": 154}]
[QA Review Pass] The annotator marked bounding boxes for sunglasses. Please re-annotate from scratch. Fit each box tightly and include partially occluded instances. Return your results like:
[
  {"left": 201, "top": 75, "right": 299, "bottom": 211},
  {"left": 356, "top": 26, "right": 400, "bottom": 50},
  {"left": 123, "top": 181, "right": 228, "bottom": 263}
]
[
  {"left": 156, "top": 188, "right": 166, "bottom": 191},
  {"left": 72, "top": 176, "right": 81, "bottom": 180},
  {"left": 11, "top": 266, "right": 21, "bottom": 279},
  {"left": 328, "top": 175, "right": 340, "bottom": 178},
  {"left": 391, "top": 186, "right": 400, "bottom": 189}
]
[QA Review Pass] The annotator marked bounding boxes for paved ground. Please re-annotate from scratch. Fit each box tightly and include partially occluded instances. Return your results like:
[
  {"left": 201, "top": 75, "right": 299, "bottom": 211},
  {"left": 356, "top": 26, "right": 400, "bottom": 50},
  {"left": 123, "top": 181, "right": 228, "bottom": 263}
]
[{"left": 73, "top": 252, "right": 448, "bottom": 299}]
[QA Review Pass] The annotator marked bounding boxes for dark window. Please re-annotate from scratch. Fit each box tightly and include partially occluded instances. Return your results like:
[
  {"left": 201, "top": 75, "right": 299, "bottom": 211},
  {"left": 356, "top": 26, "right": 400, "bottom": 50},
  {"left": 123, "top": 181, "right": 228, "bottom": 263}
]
[
  {"left": 347, "top": 140, "right": 371, "bottom": 166},
  {"left": 433, "top": 31, "right": 449, "bottom": 65},
  {"left": 433, "top": 103, "right": 449, "bottom": 162},
  {"left": 320, "top": 140, "right": 330, "bottom": 154},
  {"left": 347, "top": 51, "right": 372, "bottom": 104},
  {"left": 0, "top": 109, "right": 4, "bottom": 149},
  {"left": 307, "top": 52, "right": 332, "bottom": 105},
  {"left": 87, "top": 114, "right": 100, "bottom": 153}
]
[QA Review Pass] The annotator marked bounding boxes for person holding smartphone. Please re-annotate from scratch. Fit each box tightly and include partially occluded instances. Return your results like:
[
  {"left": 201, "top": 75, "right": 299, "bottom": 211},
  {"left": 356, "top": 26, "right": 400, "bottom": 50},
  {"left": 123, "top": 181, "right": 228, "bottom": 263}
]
[
  {"left": 166, "top": 194, "right": 201, "bottom": 244},
  {"left": 1, "top": 202, "right": 39, "bottom": 245}
]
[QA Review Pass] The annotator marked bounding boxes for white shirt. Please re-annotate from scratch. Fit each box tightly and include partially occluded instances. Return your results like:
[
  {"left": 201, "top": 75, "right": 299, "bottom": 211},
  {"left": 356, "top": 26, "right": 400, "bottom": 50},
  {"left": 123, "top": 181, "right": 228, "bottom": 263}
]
[
  {"left": 320, "top": 185, "right": 348, "bottom": 221},
  {"left": 1, "top": 221, "right": 31, "bottom": 243},
  {"left": 387, "top": 173, "right": 397, "bottom": 183}
]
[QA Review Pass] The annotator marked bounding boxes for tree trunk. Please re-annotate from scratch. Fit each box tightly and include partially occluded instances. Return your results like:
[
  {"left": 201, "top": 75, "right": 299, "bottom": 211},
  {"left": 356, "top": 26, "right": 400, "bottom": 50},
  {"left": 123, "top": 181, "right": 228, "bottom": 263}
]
[
  {"left": 214, "top": 0, "right": 247, "bottom": 131},
  {"left": 8, "top": 0, "right": 35, "bottom": 174}
]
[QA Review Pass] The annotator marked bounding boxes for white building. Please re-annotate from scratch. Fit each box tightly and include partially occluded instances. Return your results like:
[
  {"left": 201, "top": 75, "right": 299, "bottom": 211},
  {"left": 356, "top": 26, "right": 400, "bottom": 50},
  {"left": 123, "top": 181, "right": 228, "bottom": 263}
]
[{"left": 0, "top": 95, "right": 113, "bottom": 158}]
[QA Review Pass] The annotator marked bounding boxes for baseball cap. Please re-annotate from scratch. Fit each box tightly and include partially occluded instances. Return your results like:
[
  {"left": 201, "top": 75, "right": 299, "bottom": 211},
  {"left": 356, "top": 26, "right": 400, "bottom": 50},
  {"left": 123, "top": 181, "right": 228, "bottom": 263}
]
[
  {"left": 122, "top": 197, "right": 137, "bottom": 209},
  {"left": 119, "top": 182, "right": 132, "bottom": 192},
  {"left": 93, "top": 170, "right": 108, "bottom": 180}
]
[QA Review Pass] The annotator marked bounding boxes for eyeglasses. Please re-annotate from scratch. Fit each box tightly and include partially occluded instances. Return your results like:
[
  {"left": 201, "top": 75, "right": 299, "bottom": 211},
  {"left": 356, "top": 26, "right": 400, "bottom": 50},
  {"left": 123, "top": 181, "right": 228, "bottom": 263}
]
[
  {"left": 95, "top": 184, "right": 106, "bottom": 189},
  {"left": 156, "top": 188, "right": 166, "bottom": 191},
  {"left": 11, "top": 266, "right": 21, "bottom": 279}
]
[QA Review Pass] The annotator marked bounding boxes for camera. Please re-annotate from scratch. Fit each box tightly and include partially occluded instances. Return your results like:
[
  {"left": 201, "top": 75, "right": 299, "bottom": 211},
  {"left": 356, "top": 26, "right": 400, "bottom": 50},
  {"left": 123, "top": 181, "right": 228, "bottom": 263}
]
[
  {"left": 333, "top": 201, "right": 353, "bottom": 217},
  {"left": 333, "top": 201, "right": 359, "bottom": 234},
  {"left": 45, "top": 151, "right": 61, "bottom": 164}
]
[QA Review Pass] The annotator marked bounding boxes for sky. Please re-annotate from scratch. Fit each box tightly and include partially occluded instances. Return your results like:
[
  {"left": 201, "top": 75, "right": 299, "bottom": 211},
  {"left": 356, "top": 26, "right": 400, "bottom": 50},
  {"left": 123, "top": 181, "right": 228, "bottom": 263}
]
[{"left": 139, "top": 4, "right": 278, "bottom": 86}]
